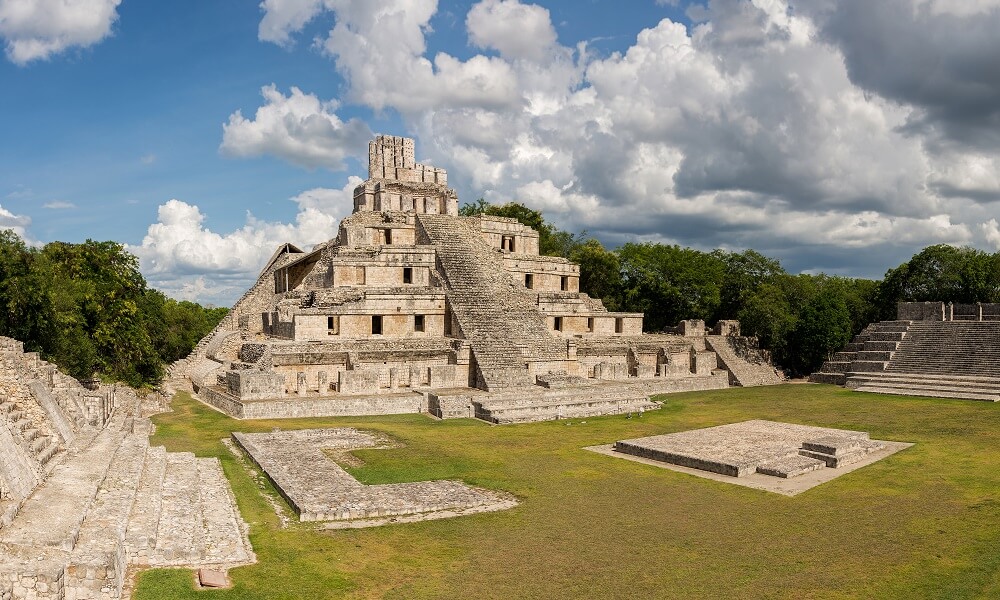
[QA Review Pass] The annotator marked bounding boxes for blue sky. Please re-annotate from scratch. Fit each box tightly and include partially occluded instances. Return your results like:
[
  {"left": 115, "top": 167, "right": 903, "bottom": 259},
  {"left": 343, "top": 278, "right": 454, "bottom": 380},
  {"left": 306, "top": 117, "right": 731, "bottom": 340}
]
[{"left": 2, "top": 0, "right": 1000, "bottom": 305}]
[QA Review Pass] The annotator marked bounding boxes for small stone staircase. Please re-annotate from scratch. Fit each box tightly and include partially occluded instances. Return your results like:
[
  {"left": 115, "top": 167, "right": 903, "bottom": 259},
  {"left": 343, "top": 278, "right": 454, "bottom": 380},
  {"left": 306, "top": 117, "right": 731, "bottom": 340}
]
[
  {"left": 417, "top": 214, "right": 567, "bottom": 391},
  {"left": 809, "top": 321, "right": 911, "bottom": 385}
]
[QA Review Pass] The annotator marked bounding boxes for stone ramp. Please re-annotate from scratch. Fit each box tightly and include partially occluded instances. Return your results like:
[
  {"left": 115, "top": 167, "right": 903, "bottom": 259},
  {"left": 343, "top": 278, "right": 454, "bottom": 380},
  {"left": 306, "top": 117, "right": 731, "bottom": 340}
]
[
  {"left": 233, "top": 429, "right": 515, "bottom": 523},
  {"left": 417, "top": 214, "right": 567, "bottom": 391},
  {"left": 705, "top": 336, "right": 783, "bottom": 387}
]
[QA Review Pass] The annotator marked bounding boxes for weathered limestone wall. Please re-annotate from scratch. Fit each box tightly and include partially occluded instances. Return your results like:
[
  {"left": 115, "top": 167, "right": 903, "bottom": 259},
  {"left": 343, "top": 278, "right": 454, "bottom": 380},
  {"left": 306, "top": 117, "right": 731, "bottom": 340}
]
[
  {"left": 479, "top": 216, "right": 540, "bottom": 255},
  {"left": 897, "top": 302, "right": 946, "bottom": 321}
]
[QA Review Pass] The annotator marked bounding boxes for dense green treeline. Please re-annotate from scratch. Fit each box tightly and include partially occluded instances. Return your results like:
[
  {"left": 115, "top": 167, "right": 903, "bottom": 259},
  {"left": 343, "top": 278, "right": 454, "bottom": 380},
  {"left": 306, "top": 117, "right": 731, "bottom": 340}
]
[
  {"left": 465, "top": 201, "right": 1000, "bottom": 376},
  {"left": 0, "top": 231, "right": 226, "bottom": 387}
]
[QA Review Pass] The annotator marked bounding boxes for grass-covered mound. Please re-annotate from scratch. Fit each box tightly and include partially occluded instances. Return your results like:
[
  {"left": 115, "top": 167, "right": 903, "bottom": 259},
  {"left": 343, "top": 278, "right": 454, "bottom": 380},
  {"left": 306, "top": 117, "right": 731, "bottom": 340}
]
[{"left": 136, "top": 385, "right": 1000, "bottom": 599}]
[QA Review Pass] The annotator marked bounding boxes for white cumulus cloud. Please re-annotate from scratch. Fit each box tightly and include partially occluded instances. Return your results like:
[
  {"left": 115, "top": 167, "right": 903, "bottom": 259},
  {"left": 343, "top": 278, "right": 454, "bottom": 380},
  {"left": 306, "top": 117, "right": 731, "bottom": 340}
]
[
  {"left": 0, "top": 0, "right": 121, "bottom": 65},
  {"left": 130, "top": 178, "right": 359, "bottom": 304},
  {"left": 220, "top": 85, "right": 372, "bottom": 170}
]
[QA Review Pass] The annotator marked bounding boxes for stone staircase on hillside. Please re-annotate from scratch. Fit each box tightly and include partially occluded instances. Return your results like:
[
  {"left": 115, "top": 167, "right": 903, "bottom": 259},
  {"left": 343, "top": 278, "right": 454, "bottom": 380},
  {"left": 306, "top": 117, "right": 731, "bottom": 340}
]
[
  {"left": 417, "top": 215, "right": 567, "bottom": 391},
  {"left": 705, "top": 336, "right": 784, "bottom": 387}
]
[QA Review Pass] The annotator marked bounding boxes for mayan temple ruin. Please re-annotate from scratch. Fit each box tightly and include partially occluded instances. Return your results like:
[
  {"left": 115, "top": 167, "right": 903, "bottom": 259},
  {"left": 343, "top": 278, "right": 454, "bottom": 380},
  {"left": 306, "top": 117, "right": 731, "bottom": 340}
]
[
  {"left": 176, "top": 135, "right": 782, "bottom": 422},
  {"left": 811, "top": 301, "right": 1000, "bottom": 401},
  {"left": 0, "top": 338, "right": 253, "bottom": 600}
]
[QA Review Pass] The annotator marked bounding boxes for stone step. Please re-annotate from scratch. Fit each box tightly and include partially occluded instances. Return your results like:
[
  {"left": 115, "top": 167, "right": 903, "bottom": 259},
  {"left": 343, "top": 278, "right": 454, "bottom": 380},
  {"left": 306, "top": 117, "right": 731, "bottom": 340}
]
[
  {"left": 850, "top": 360, "right": 888, "bottom": 373},
  {"left": 855, "top": 385, "right": 1000, "bottom": 402},
  {"left": 0, "top": 420, "right": 125, "bottom": 553},
  {"left": 476, "top": 394, "right": 657, "bottom": 424},
  {"left": 807, "top": 372, "right": 846, "bottom": 385},
  {"left": 196, "top": 458, "right": 253, "bottom": 565},
  {"left": 756, "top": 454, "right": 826, "bottom": 478},
  {"left": 125, "top": 446, "right": 168, "bottom": 563},
  {"left": 153, "top": 452, "right": 206, "bottom": 564}
]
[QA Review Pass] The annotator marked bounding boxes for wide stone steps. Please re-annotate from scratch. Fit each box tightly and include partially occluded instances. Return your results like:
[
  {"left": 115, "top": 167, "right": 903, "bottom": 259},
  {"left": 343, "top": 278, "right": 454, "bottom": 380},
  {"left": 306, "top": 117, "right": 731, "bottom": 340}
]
[
  {"left": 153, "top": 452, "right": 207, "bottom": 564},
  {"left": 475, "top": 385, "right": 658, "bottom": 424},
  {"left": 847, "top": 372, "right": 1000, "bottom": 402},
  {"left": 124, "top": 445, "right": 168, "bottom": 563},
  {"left": 810, "top": 321, "right": 911, "bottom": 384}
]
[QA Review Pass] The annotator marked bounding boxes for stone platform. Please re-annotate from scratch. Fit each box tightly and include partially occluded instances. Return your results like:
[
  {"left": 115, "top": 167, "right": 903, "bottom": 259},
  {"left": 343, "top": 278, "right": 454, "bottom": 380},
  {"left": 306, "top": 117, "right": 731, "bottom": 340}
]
[
  {"left": 232, "top": 429, "right": 516, "bottom": 523},
  {"left": 589, "top": 420, "right": 912, "bottom": 496}
]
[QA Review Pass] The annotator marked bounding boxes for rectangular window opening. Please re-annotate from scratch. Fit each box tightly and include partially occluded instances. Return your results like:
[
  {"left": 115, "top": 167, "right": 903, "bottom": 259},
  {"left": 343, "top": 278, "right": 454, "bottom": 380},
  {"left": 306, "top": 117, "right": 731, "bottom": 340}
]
[
  {"left": 403, "top": 267, "right": 413, "bottom": 284},
  {"left": 615, "top": 318, "right": 623, "bottom": 334},
  {"left": 414, "top": 314, "right": 425, "bottom": 332},
  {"left": 587, "top": 317, "right": 594, "bottom": 332},
  {"left": 554, "top": 316, "right": 563, "bottom": 332},
  {"left": 525, "top": 273, "right": 533, "bottom": 289},
  {"left": 384, "top": 228, "right": 393, "bottom": 245},
  {"left": 327, "top": 315, "right": 339, "bottom": 335},
  {"left": 560, "top": 276, "right": 568, "bottom": 291},
  {"left": 372, "top": 315, "right": 383, "bottom": 335}
]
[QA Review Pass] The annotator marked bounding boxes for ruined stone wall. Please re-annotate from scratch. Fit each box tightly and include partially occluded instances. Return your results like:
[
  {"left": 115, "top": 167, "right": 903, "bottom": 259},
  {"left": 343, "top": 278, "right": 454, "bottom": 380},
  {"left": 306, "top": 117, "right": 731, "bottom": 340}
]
[{"left": 897, "top": 302, "right": 946, "bottom": 321}]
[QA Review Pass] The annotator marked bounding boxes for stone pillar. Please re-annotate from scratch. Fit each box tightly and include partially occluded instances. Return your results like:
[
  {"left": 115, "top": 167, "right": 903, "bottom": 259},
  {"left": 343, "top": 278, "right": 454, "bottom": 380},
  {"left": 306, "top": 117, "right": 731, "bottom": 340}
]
[
  {"left": 948, "top": 302, "right": 954, "bottom": 321},
  {"left": 297, "top": 372, "right": 307, "bottom": 396},
  {"left": 317, "top": 371, "right": 328, "bottom": 393},
  {"left": 979, "top": 303, "right": 983, "bottom": 322}
]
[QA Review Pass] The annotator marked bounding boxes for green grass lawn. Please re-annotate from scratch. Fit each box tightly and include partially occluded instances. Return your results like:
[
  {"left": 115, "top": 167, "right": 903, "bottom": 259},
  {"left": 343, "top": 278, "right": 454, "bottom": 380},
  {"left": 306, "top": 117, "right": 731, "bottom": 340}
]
[{"left": 134, "top": 385, "right": 1000, "bottom": 599}]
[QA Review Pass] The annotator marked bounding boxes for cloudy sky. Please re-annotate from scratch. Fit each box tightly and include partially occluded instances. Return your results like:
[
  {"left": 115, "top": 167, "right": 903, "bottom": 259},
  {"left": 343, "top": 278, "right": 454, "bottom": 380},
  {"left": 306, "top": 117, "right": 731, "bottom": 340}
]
[{"left": 2, "top": 0, "right": 1000, "bottom": 305}]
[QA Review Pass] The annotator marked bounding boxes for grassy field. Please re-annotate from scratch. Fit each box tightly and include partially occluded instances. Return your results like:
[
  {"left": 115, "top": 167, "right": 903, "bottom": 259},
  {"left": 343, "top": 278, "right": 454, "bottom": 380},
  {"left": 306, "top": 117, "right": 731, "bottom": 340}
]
[{"left": 134, "top": 385, "right": 1000, "bottom": 599}]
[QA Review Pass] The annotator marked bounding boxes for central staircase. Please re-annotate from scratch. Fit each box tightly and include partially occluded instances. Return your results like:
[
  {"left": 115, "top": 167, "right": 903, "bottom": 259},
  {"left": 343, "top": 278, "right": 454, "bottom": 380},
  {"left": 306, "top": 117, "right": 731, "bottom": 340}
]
[{"left": 417, "top": 215, "right": 567, "bottom": 391}]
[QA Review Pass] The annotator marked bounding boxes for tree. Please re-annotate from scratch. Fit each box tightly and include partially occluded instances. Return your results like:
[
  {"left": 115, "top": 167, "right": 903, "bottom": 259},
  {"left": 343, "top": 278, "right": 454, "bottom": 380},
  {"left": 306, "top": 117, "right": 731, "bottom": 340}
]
[
  {"left": 617, "top": 243, "right": 726, "bottom": 330},
  {"left": 571, "top": 239, "right": 623, "bottom": 311},
  {"left": 788, "top": 289, "right": 854, "bottom": 375},
  {"left": 876, "top": 245, "right": 1000, "bottom": 319}
]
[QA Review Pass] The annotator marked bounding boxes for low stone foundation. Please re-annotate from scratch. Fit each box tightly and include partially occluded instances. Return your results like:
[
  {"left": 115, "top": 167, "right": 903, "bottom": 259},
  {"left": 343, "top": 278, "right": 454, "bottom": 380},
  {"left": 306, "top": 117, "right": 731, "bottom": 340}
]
[
  {"left": 232, "top": 429, "right": 516, "bottom": 523},
  {"left": 590, "top": 419, "right": 913, "bottom": 496}
]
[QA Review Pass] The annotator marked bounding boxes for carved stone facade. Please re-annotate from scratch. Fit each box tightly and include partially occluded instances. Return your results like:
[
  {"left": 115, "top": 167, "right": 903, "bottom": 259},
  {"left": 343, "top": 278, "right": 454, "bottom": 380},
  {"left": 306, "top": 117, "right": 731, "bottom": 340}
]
[{"left": 178, "top": 135, "right": 781, "bottom": 422}]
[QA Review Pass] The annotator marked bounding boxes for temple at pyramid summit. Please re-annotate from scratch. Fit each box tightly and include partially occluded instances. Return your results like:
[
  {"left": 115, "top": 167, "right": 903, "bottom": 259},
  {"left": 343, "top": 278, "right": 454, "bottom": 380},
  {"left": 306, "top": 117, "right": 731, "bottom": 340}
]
[{"left": 175, "top": 135, "right": 782, "bottom": 422}]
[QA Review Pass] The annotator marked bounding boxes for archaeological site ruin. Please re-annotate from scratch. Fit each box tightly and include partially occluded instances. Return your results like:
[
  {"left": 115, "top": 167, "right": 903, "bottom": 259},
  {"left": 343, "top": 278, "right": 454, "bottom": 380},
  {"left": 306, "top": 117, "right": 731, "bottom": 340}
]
[
  {"left": 0, "top": 338, "right": 253, "bottom": 600},
  {"left": 590, "top": 420, "right": 911, "bottom": 496},
  {"left": 811, "top": 301, "right": 1000, "bottom": 401},
  {"left": 175, "top": 135, "right": 782, "bottom": 423}
]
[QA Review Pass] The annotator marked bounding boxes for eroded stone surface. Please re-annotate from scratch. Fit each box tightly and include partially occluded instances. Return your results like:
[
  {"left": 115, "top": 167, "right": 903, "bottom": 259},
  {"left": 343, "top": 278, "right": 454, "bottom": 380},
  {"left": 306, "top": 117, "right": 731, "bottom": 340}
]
[{"left": 233, "top": 428, "right": 516, "bottom": 523}]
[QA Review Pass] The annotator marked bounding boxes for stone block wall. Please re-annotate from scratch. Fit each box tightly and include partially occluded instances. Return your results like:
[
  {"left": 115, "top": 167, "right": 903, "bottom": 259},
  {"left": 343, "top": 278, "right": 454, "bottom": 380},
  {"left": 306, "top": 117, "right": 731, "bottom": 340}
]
[{"left": 897, "top": 302, "right": 946, "bottom": 321}]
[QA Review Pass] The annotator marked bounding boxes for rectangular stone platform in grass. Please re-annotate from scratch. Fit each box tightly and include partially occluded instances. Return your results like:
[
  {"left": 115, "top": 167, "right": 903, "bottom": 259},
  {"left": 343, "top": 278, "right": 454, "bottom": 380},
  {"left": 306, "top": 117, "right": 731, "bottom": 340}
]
[
  {"left": 232, "top": 429, "right": 517, "bottom": 526},
  {"left": 587, "top": 420, "right": 912, "bottom": 496}
]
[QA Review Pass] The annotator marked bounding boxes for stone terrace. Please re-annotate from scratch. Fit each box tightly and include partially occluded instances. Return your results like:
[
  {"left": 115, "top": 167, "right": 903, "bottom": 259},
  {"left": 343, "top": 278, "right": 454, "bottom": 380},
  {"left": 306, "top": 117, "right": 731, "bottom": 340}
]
[{"left": 233, "top": 429, "right": 515, "bottom": 522}]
